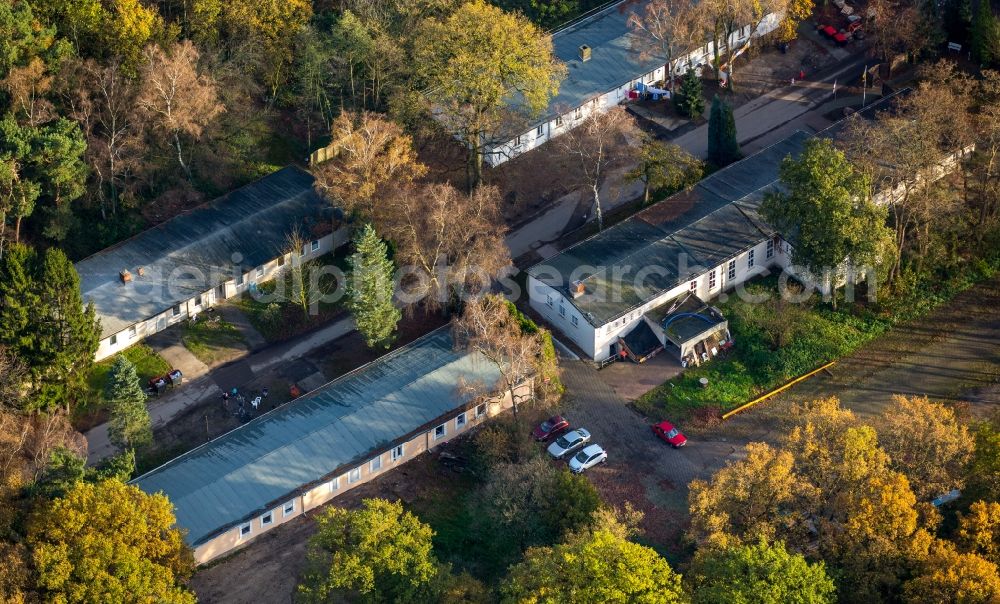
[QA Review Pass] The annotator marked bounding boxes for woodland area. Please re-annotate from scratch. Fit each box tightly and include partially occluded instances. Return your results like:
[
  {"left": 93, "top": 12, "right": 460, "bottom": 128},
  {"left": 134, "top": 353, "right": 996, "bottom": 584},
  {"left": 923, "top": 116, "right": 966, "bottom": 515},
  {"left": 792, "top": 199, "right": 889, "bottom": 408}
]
[{"left": 2, "top": 0, "right": 1000, "bottom": 600}]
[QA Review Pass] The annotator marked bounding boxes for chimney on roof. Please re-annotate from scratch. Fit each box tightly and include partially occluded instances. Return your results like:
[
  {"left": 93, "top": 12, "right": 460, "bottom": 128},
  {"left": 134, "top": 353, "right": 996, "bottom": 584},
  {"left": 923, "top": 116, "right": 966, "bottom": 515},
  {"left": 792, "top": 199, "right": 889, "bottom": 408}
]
[
  {"left": 570, "top": 280, "right": 586, "bottom": 298},
  {"left": 120, "top": 270, "right": 132, "bottom": 284},
  {"left": 579, "top": 45, "right": 592, "bottom": 62}
]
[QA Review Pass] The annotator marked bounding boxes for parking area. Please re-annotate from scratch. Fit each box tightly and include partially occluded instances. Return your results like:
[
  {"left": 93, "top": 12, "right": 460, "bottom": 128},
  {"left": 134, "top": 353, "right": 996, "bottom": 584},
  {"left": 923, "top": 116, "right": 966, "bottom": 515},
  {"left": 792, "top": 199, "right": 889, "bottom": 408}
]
[
  {"left": 557, "top": 274, "right": 1000, "bottom": 555},
  {"left": 557, "top": 362, "right": 744, "bottom": 553}
]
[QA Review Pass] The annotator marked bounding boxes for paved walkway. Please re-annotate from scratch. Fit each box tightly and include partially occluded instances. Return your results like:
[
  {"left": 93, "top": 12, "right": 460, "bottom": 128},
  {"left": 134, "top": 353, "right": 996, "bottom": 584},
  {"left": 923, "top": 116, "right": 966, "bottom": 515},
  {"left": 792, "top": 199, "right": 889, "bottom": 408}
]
[
  {"left": 504, "top": 52, "right": 869, "bottom": 260},
  {"left": 85, "top": 314, "right": 356, "bottom": 464},
  {"left": 215, "top": 304, "right": 268, "bottom": 351},
  {"left": 146, "top": 329, "right": 209, "bottom": 381},
  {"left": 506, "top": 168, "right": 643, "bottom": 258},
  {"left": 671, "top": 53, "right": 869, "bottom": 158}
]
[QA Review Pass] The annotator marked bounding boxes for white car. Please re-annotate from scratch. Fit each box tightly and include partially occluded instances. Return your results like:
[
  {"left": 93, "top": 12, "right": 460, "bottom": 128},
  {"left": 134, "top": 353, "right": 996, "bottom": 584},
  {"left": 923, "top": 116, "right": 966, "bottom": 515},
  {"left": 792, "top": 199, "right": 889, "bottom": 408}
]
[
  {"left": 547, "top": 428, "right": 592, "bottom": 459},
  {"left": 568, "top": 444, "right": 607, "bottom": 473}
]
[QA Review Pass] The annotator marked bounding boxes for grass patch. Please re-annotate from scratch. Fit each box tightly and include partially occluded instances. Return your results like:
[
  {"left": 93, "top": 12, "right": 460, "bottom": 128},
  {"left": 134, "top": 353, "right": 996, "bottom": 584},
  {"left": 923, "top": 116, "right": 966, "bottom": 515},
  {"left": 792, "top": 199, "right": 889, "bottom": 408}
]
[
  {"left": 182, "top": 318, "right": 248, "bottom": 366},
  {"left": 87, "top": 344, "right": 172, "bottom": 395},
  {"left": 75, "top": 344, "right": 171, "bottom": 431},
  {"left": 636, "top": 253, "right": 1000, "bottom": 421},
  {"left": 232, "top": 252, "right": 349, "bottom": 343},
  {"left": 635, "top": 283, "right": 886, "bottom": 420}
]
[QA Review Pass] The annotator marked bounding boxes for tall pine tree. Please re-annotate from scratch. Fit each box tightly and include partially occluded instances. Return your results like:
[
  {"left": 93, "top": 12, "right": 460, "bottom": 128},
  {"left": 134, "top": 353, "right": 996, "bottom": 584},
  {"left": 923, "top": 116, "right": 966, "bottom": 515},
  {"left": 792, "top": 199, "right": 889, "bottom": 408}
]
[
  {"left": 0, "top": 244, "right": 39, "bottom": 360},
  {"left": 0, "top": 243, "right": 99, "bottom": 411},
  {"left": 707, "top": 95, "right": 741, "bottom": 168},
  {"left": 346, "top": 224, "right": 400, "bottom": 349},
  {"left": 105, "top": 356, "right": 152, "bottom": 450}
]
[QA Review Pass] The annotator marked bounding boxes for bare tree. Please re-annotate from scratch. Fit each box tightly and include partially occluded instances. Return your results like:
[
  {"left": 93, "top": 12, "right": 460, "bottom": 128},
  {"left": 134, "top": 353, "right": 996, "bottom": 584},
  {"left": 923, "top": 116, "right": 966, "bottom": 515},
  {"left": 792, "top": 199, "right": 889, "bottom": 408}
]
[
  {"left": 841, "top": 77, "right": 972, "bottom": 282},
  {"left": 136, "top": 41, "right": 224, "bottom": 179},
  {"left": 971, "top": 71, "right": 1000, "bottom": 232},
  {"left": 59, "top": 58, "right": 144, "bottom": 220},
  {"left": 558, "top": 107, "right": 641, "bottom": 231},
  {"left": 311, "top": 111, "right": 426, "bottom": 221},
  {"left": 0, "top": 410, "right": 84, "bottom": 483},
  {"left": 281, "top": 227, "right": 336, "bottom": 318},
  {"left": 452, "top": 294, "right": 539, "bottom": 419},
  {"left": 0, "top": 346, "right": 26, "bottom": 411},
  {"left": 382, "top": 182, "right": 509, "bottom": 313},
  {"left": 627, "top": 0, "right": 703, "bottom": 94},
  {"left": 2, "top": 57, "right": 56, "bottom": 127},
  {"left": 697, "top": 0, "right": 753, "bottom": 85},
  {"left": 721, "top": 0, "right": 790, "bottom": 88}
]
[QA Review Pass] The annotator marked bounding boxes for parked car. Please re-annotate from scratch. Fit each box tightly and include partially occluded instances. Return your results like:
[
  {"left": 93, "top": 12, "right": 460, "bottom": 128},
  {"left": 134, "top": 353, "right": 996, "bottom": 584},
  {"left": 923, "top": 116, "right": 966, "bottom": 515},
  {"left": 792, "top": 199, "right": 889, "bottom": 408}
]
[
  {"left": 533, "top": 415, "right": 569, "bottom": 442},
  {"left": 568, "top": 444, "right": 608, "bottom": 473},
  {"left": 651, "top": 420, "right": 688, "bottom": 448},
  {"left": 547, "top": 428, "right": 592, "bottom": 459}
]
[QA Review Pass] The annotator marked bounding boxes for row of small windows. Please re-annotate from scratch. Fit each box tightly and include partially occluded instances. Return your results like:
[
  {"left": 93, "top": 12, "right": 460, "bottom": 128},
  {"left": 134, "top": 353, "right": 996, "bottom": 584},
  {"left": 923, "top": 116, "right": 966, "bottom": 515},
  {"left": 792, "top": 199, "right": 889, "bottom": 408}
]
[
  {"left": 605, "top": 243, "right": 772, "bottom": 332},
  {"left": 106, "top": 241, "right": 323, "bottom": 347},
  {"left": 238, "top": 403, "right": 490, "bottom": 540},
  {"left": 517, "top": 98, "right": 602, "bottom": 147},
  {"left": 239, "top": 499, "right": 297, "bottom": 540}
]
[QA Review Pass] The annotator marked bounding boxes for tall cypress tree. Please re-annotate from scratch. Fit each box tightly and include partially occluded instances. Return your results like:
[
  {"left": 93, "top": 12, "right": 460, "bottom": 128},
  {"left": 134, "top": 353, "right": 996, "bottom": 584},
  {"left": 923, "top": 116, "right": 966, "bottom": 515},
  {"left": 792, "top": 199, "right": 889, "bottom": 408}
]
[
  {"left": 105, "top": 356, "right": 152, "bottom": 450},
  {"left": 707, "top": 95, "right": 741, "bottom": 167},
  {"left": 346, "top": 224, "right": 401, "bottom": 349}
]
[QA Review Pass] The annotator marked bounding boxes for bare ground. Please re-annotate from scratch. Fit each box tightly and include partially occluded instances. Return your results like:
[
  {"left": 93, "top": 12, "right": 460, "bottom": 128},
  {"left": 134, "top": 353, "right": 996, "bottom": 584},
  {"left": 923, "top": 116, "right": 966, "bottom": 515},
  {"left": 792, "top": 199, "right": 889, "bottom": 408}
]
[{"left": 140, "top": 311, "right": 448, "bottom": 473}]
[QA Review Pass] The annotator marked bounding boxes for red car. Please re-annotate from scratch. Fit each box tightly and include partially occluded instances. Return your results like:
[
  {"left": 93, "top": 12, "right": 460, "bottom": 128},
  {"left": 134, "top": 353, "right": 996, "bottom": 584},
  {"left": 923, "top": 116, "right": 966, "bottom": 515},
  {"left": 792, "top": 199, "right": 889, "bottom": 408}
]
[
  {"left": 652, "top": 420, "right": 687, "bottom": 448},
  {"left": 533, "top": 415, "right": 570, "bottom": 442}
]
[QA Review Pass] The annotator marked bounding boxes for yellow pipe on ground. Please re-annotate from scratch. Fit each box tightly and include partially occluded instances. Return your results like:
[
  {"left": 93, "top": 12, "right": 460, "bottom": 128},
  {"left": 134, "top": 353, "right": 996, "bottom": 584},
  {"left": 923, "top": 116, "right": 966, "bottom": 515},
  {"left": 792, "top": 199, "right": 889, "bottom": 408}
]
[{"left": 721, "top": 361, "right": 837, "bottom": 420}]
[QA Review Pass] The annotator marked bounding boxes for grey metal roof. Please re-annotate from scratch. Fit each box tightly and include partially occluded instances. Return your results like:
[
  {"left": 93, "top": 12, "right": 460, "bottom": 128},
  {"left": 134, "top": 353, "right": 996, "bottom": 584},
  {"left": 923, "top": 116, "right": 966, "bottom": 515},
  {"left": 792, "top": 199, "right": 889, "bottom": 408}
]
[
  {"left": 75, "top": 167, "right": 333, "bottom": 338},
  {"left": 543, "top": 0, "right": 663, "bottom": 120},
  {"left": 527, "top": 131, "right": 811, "bottom": 326},
  {"left": 132, "top": 328, "right": 501, "bottom": 546}
]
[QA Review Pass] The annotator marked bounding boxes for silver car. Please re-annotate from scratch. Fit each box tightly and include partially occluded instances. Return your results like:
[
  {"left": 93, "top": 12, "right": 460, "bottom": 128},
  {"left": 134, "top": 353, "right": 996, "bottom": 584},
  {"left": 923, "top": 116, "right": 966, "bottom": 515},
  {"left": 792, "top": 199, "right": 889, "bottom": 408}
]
[
  {"left": 547, "top": 428, "right": 592, "bottom": 459},
  {"left": 568, "top": 444, "right": 607, "bottom": 474}
]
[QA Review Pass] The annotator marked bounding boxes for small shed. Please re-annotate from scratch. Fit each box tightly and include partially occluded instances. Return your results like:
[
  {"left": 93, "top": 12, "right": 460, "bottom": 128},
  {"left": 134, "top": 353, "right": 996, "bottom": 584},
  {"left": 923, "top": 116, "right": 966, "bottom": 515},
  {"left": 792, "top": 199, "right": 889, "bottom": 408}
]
[{"left": 620, "top": 320, "right": 664, "bottom": 363}]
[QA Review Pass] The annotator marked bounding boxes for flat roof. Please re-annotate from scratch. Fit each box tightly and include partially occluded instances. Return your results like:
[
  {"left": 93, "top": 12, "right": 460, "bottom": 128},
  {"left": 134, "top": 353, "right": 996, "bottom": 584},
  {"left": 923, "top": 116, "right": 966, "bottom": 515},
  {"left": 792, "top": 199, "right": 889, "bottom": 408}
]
[
  {"left": 75, "top": 167, "right": 333, "bottom": 339},
  {"left": 132, "top": 328, "right": 500, "bottom": 546},
  {"left": 528, "top": 130, "right": 811, "bottom": 326},
  {"left": 543, "top": 0, "right": 663, "bottom": 120}
]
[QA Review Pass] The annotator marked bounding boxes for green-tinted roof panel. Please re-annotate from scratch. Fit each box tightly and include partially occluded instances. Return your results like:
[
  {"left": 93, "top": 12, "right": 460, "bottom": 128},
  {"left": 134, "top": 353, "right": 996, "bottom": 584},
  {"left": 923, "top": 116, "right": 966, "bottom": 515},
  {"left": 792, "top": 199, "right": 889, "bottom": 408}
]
[{"left": 132, "top": 328, "right": 500, "bottom": 546}]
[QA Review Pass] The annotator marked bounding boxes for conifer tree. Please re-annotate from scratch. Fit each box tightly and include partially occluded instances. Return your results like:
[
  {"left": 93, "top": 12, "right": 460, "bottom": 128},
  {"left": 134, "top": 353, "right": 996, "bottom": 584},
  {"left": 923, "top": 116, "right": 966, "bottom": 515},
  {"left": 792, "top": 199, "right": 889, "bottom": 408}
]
[
  {"left": 674, "top": 68, "right": 705, "bottom": 119},
  {"left": 707, "top": 95, "right": 740, "bottom": 167},
  {"left": 105, "top": 356, "right": 152, "bottom": 450},
  {"left": 0, "top": 244, "right": 99, "bottom": 411},
  {"left": 346, "top": 224, "right": 400, "bottom": 349},
  {"left": 34, "top": 248, "right": 100, "bottom": 409},
  {"left": 972, "top": 0, "right": 1000, "bottom": 64},
  {"left": 0, "top": 244, "right": 39, "bottom": 362}
]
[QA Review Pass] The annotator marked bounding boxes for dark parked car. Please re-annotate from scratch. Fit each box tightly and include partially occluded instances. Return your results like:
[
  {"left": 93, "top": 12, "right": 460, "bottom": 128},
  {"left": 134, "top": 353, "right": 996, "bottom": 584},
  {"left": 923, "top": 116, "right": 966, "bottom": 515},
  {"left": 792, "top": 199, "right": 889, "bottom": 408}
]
[{"left": 533, "top": 415, "right": 569, "bottom": 442}]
